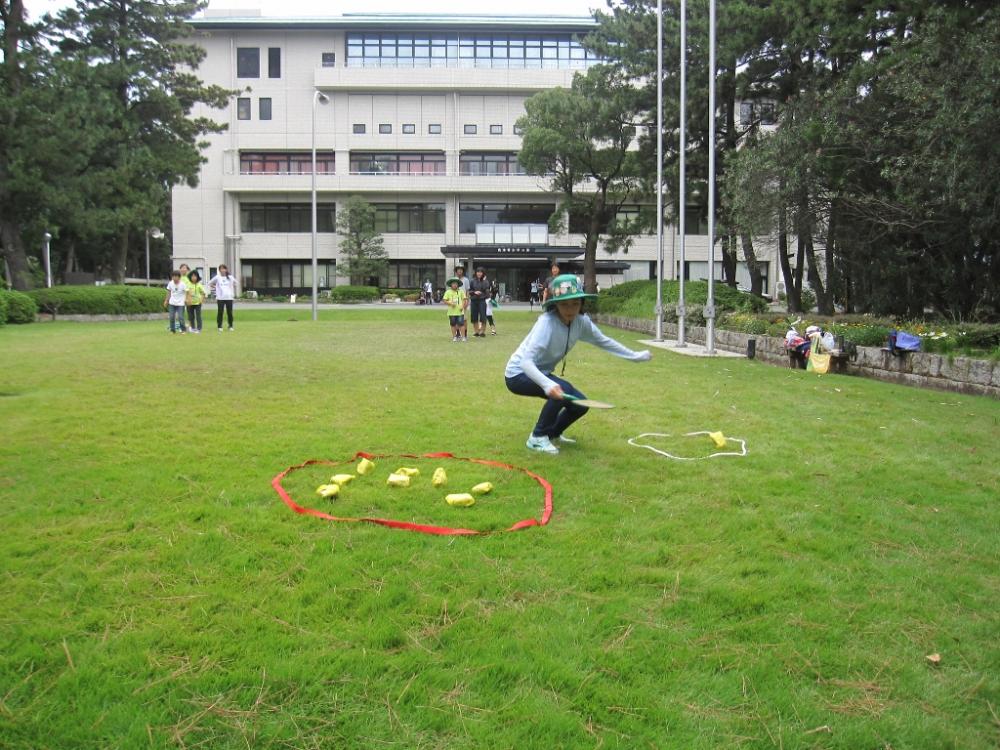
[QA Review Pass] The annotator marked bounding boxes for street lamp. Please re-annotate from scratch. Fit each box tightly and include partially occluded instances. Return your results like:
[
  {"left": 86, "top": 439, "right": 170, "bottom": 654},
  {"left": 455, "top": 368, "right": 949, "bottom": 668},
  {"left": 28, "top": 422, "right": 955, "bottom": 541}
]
[
  {"left": 43, "top": 232, "right": 53, "bottom": 288},
  {"left": 311, "top": 89, "right": 330, "bottom": 322},
  {"left": 677, "top": 0, "right": 688, "bottom": 347},
  {"left": 654, "top": 0, "right": 664, "bottom": 341},
  {"left": 145, "top": 227, "right": 163, "bottom": 286},
  {"left": 705, "top": 0, "right": 717, "bottom": 354}
]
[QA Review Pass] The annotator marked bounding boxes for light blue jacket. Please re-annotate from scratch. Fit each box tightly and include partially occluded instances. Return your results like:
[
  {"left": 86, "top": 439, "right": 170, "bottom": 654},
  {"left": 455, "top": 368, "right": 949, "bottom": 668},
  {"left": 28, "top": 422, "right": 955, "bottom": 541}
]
[{"left": 505, "top": 311, "right": 647, "bottom": 392}]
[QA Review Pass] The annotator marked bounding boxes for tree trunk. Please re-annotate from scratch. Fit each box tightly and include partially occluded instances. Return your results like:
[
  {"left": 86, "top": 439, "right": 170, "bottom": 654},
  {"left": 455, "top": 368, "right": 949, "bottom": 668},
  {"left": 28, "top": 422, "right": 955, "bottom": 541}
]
[
  {"left": 0, "top": 219, "right": 33, "bottom": 290},
  {"left": 721, "top": 233, "right": 738, "bottom": 287},
  {"left": 778, "top": 203, "right": 800, "bottom": 312},
  {"left": 111, "top": 230, "right": 128, "bottom": 283},
  {"left": 582, "top": 192, "right": 605, "bottom": 293},
  {"left": 740, "top": 234, "right": 763, "bottom": 297}
]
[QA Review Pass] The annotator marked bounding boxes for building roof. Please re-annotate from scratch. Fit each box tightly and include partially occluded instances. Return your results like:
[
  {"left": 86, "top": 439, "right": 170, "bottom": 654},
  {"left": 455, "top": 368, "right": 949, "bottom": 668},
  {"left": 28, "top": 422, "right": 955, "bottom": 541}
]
[{"left": 192, "top": 12, "right": 597, "bottom": 31}]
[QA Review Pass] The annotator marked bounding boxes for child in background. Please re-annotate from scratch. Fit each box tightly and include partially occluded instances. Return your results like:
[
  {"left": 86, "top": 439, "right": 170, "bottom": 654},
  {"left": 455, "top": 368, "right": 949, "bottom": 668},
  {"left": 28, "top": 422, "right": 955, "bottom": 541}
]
[
  {"left": 485, "top": 296, "right": 497, "bottom": 335},
  {"left": 163, "top": 271, "right": 188, "bottom": 334},
  {"left": 185, "top": 270, "right": 206, "bottom": 333},
  {"left": 441, "top": 276, "right": 468, "bottom": 342},
  {"left": 505, "top": 274, "right": 651, "bottom": 454},
  {"left": 209, "top": 264, "right": 237, "bottom": 331}
]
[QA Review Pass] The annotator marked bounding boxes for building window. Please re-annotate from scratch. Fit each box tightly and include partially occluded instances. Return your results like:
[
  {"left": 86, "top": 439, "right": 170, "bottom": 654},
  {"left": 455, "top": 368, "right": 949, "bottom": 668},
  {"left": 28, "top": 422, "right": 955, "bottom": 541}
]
[
  {"left": 236, "top": 47, "right": 260, "bottom": 78},
  {"left": 259, "top": 98, "right": 272, "bottom": 121},
  {"left": 353, "top": 123, "right": 366, "bottom": 134},
  {"left": 373, "top": 203, "right": 446, "bottom": 233},
  {"left": 464, "top": 124, "right": 477, "bottom": 135},
  {"left": 237, "top": 97, "right": 251, "bottom": 120},
  {"left": 242, "top": 260, "right": 337, "bottom": 292},
  {"left": 345, "top": 32, "right": 602, "bottom": 70},
  {"left": 349, "top": 152, "right": 446, "bottom": 175},
  {"left": 758, "top": 102, "right": 776, "bottom": 125},
  {"left": 402, "top": 123, "right": 415, "bottom": 134},
  {"left": 268, "top": 47, "right": 281, "bottom": 78},
  {"left": 459, "top": 202, "right": 555, "bottom": 232},
  {"left": 428, "top": 123, "right": 442, "bottom": 134},
  {"left": 489, "top": 124, "right": 503, "bottom": 135},
  {"left": 513, "top": 124, "right": 524, "bottom": 136},
  {"left": 384, "top": 261, "right": 445, "bottom": 290},
  {"left": 322, "top": 52, "right": 336, "bottom": 67},
  {"left": 459, "top": 152, "right": 526, "bottom": 176},
  {"left": 378, "top": 123, "right": 392, "bottom": 134},
  {"left": 240, "top": 151, "right": 335, "bottom": 174},
  {"left": 240, "top": 203, "right": 336, "bottom": 233}
]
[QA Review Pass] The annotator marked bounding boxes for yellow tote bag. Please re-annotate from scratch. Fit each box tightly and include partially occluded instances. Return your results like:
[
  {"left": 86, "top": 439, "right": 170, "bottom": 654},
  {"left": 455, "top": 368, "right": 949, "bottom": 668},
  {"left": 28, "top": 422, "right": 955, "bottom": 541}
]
[{"left": 806, "top": 334, "right": 831, "bottom": 374}]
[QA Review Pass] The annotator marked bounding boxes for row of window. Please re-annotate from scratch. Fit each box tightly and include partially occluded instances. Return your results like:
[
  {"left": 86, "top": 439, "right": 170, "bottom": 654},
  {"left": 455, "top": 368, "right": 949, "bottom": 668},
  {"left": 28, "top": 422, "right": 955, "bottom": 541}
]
[
  {"left": 241, "top": 261, "right": 338, "bottom": 289},
  {"left": 351, "top": 123, "right": 519, "bottom": 136},
  {"left": 345, "top": 32, "right": 601, "bottom": 69},
  {"left": 238, "top": 151, "right": 530, "bottom": 176},
  {"left": 237, "top": 97, "right": 271, "bottom": 121},
  {"left": 237, "top": 202, "right": 708, "bottom": 235},
  {"left": 241, "top": 203, "right": 337, "bottom": 233},
  {"left": 236, "top": 47, "right": 282, "bottom": 79},
  {"left": 240, "top": 260, "right": 444, "bottom": 291}
]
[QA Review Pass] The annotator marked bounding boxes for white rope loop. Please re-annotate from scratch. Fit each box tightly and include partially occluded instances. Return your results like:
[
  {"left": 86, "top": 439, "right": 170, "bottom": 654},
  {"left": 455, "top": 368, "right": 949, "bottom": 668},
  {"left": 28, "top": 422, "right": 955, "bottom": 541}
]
[{"left": 627, "top": 431, "right": 748, "bottom": 461}]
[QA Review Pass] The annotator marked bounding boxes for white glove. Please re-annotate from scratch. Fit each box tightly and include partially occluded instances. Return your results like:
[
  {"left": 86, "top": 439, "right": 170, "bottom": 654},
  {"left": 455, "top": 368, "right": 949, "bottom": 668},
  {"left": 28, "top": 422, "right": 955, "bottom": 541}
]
[{"left": 635, "top": 350, "right": 652, "bottom": 361}]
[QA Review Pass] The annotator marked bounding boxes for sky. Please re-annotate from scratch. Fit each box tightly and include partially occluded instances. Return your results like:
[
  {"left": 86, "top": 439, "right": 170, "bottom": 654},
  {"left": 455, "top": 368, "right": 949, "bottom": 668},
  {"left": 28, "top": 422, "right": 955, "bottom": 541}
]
[{"left": 26, "top": 0, "right": 604, "bottom": 21}]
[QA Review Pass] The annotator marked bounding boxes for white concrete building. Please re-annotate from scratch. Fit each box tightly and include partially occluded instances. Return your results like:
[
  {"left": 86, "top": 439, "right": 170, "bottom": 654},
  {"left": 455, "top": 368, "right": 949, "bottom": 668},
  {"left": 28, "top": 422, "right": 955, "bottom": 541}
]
[{"left": 172, "top": 11, "right": 772, "bottom": 299}]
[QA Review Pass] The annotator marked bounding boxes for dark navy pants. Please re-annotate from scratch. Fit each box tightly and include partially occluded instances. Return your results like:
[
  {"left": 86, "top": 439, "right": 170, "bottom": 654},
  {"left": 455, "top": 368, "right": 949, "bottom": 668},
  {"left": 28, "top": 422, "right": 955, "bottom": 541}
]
[{"left": 505, "top": 373, "right": 588, "bottom": 439}]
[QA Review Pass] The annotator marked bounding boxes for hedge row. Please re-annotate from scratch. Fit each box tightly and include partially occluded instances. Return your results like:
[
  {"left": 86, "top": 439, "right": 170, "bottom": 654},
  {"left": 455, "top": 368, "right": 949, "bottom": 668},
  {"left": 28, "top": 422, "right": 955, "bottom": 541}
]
[
  {"left": 592, "top": 280, "right": 768, "bottom": 320},
  {"left": 27, "top": 285, "right": 165, "bottom": 315},
  {"left": 0, "top": 289, "right": 39, "bottom": 324},
  {"left": 323, "top": 286, "right": 380, "bottom": 303}
]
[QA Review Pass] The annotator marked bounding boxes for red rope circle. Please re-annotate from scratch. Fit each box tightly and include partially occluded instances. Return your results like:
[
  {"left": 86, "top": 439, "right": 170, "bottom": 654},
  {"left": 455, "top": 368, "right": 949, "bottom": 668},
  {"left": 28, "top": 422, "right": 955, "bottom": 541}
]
[{"left": 271, "top": 451, "right": 553, "bottom": 536}]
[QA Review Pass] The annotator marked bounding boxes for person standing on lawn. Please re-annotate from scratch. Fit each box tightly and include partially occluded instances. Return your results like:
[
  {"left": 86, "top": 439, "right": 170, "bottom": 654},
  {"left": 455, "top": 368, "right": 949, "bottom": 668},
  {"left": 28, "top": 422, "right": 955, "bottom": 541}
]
[
  {"left": 163, "top": 270, "right": 188, "bottom": 334},
  {"left": 441, "top": 276, "right": 468, "bottom": 342},
  {"left": 505, "top": 274, "right": 651, "bottom": 454},
  {"left": 209, "top": 264, "right": 237, "bottom": 331},
  {"left": 468, "top": 266, "right": 491, "bottom": 337},
  {"left": 184, "top": 270, "right": 206, "bottom": 333}
]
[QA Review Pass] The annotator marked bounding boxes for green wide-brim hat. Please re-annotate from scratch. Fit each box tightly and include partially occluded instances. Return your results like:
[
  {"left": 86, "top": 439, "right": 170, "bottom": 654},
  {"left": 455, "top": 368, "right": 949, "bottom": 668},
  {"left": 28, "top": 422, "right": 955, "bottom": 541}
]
[
  {"left": 447, "top": 276, "right": 462, "bottom": 287},
  {"left": 542, "top": 273, "right": 598, "bottom": 310}
]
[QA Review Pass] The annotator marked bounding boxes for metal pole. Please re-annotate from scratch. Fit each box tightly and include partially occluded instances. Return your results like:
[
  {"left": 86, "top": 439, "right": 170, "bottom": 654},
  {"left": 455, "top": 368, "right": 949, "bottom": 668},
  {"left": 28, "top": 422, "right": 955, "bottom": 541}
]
[
  {"left": 311, "top": 90, "right": 326, "bottom": 322},
  {"left": 705, "top": 0, "right": 716, "bottom": 354},
  {"left": 677, "top": 0, "right": 687, "bottom": 346},
  {"left": 43, "top": 232, "right": 52, "bottom": 288},
  {"left": 653, "top": 0, "right": 664, "bottom": 341},
  {"left": 145, "top": 230, "right": 151, "bottom": 286}
]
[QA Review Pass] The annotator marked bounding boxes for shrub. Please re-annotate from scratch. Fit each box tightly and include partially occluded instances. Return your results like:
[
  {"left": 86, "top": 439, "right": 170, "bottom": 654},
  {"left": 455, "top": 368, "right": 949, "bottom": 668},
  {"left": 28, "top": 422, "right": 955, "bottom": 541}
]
[
  {"left": 593, "top": 280, "right": 768, "bottom": 319},
  {"left": 0, "top": 291, "right": 8, "bottom": 326},
  {"left": 27, "top": 285, "right": 163, "bottom": 316},
  {"left": 0, "top": 289, "right": 39, "bottom": 323},
  {"left": 328, "top": 285, "right": 380, "bottom": 303}
]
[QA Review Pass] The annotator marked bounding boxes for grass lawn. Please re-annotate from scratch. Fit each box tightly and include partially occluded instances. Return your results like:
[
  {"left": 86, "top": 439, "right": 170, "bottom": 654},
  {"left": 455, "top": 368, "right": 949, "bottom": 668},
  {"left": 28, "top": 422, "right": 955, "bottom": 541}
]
[{"left": 1, "top": 307, "right": 998, "bottom": 749}]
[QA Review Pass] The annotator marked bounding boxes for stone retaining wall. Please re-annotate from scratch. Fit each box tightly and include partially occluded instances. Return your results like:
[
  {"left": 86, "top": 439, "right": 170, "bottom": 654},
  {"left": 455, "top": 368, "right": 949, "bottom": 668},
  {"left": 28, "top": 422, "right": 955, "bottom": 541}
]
[{"left": 595, "top": 315, "right": 1000, "bottom": 399}]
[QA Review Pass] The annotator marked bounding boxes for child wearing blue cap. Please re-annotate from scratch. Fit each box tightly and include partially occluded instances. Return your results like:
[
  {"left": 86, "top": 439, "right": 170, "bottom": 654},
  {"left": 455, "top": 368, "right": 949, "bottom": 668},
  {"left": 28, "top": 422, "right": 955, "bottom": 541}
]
[{"left": 504, "top": 274, "right": 651, "bottom": 454}]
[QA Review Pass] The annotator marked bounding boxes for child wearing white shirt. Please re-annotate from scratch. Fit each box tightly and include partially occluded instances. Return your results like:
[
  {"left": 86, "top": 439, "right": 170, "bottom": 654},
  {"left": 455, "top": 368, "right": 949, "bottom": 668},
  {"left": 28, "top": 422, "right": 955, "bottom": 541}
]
[{"left": 163, "top": 270, "right": 188, "bottom": 334}]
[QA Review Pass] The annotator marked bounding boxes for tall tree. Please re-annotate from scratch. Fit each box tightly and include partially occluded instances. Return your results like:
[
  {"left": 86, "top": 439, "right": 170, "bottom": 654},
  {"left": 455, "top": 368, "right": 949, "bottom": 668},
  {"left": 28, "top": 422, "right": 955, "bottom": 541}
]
[
  {"left": 516, "top": 64, "right": 643, "bottom": 293},
  {"left": 336, "top": 196, "right": 388, "bottom": 286},
  {"left": 51, "top": 0, "right": 231, "bottom": 283}
]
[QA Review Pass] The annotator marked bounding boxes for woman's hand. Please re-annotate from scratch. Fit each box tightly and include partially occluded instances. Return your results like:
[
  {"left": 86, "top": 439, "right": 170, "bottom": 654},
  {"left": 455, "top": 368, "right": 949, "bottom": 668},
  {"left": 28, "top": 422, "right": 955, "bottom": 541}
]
[{"left": 546, "top": 384, "right": 565, "bottom": 400}]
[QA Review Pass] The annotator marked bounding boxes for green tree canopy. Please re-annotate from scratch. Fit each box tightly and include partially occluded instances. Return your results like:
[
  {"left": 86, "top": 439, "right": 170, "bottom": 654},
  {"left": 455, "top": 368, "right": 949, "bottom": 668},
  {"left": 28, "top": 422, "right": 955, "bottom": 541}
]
[{"left": 336, "top": 196, "right": 388, "bottom": 287}]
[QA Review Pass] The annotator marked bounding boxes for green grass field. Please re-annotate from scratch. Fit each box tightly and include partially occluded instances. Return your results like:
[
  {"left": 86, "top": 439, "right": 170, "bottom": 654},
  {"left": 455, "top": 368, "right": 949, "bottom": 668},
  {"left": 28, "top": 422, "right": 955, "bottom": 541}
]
[{"left": 1, "top": 308, "right": 997, "bottom": 749}]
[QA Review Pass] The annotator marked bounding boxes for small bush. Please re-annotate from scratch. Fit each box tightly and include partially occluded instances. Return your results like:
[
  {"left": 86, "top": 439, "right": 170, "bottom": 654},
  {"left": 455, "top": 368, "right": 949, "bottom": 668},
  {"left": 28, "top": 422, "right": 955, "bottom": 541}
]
[
  {"left": 0, "top": 289, "right": 39, "bottom": 323},
  {"left": 27, "top": 285, "right": 163, "bottom": 316},
  {"left": 329, "top": 285, "right": 380, "bottom": 303}
]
